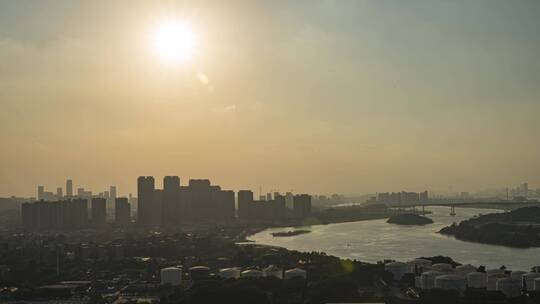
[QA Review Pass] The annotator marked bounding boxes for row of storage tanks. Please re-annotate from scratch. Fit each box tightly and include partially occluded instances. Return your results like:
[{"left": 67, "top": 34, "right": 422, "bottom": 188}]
[
  {"left": 385, "top": 259, "right": 540, "bottom": 298},
  {"left": 219, "top": 266, "right": 306, "bottom": 280},
  {"left": 160, "top": 265, "right": 307, "bottom": 286}
]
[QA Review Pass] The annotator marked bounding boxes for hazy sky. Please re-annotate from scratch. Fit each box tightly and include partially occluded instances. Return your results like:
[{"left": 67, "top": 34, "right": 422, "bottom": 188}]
[{"left": 1, "top": 0, "right": 540, "bottom": 197}]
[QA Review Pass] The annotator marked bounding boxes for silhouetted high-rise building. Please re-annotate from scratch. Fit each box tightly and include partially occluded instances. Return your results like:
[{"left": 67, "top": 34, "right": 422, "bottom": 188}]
[
  {"left": 137, "top": 176, "right": 155, "bottom": 226},
  {"left": 208, "top": 186, "right": 235, "bottom": 220},
  {"left": 179, "top": 186, "right": 191, "bottom": 220},
  {"left": 285, "top": 192, "right": 294, "bottom": 209},
  {"left": 238, "top": 190, "right": 254, "bottom": 220},
  {"left": 419, "top": 191, "right": 428, "bottom": 202},
  {"left": 390, "top": 192, "right": 401, "bottom": 203},
  {"left": 164, "top": 176, "right": 180, "bottom": 189},
  {"left": 91, "top": 198, "right": 106, "bottom": 228},
  {"left": 36, "top": 185, "right": 55, "bottom": 201},
  {"left": 377, "top": 192, "right": 390, "bottom": 203},
  {"left": 115, "top": 197, "right": 131, "bottom": 226},
  {"left": 152, "top": 189, "right": 163, "bottom": 225},
  {"left": 220, "top": 190, "right": 235, "bottom": 220},
  {"left": 66, "top": 179, "right": 73, "bottom": 197},
  {"left": 189, "top": 179, "right": 212, "bottom": 220},
  {"left": 162, "top": 176, "right": 180, "bottom": 226},
  {"left": 272, "top": 193, "right": 286, "bottom": 218},
  {"left": 293, "top": 194, "right": 311, "bottom": 218},
  {"left": 521, "top": 183, "right": 529, "bottom": 198},
  {"left": 37, "top": 185, "right": 44, "bottom": 201},
  {"left": 110, "top": 185, "right": 117, "bottom": 200},
  {"left": 56, "top": 187, "right": 63, "bottom": 199}
]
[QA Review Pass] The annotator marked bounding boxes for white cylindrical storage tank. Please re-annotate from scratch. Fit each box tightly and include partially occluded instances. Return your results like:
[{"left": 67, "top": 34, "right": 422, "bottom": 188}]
[
  {"left": 510, "top": 270, "right": 526, "bottom": 287},
  {"left": 241, "top": 269, "right": 263, "bottom": 278},
  {"left": 456, "top": 264, "right": 477, "bottom": 276},
  {"left": 284, "top": 268, "right": 307, "bottom": 280},
  {"left": 432, "top": 263, "right": 452, "bottom": 272},
  {"left": 263, "top": 265, "right": 283, "bottom": 279},
  {"left": 161, "top": 267, "right": 182, "bottom": 286},
  {"left": 534, "top": 277, "right": 540, "bottom": 291},
  {"left": 496, "top": 278, "right": 522, "bottom": 298},
  {"left": 467, "top": 272, "right": 487, "bottom": 289},
  {"left": 435, "top": 275, "right": 467, "bottom": 294},
  {"left": 487, "top": 273, "right": 508, "bottom": 291},
  {"left": 523, "top": 272, "right": 540, "bottom": 291},
  {"left": 219, "top": 268, "right": 240, "bottom": 279},
  {"left": 421, "top": 271, "right": 442, "bottom": 290},
  {"left": 510, "top": 271, "right": 527, "bottom": 280},
  {"left": 385, "top": 262, "right": 411, "bottom": 280},
  {"left": 408, "top": 259, "right": 432, "bottom": 274},
  {"left": 414, "top": 276, "right": 421, "bottom": 289}
]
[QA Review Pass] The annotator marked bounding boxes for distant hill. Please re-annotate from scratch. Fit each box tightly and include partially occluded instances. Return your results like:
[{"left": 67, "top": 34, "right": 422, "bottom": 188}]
[{"left": 440, "top": 207, "right": 540, "bottom": 248}]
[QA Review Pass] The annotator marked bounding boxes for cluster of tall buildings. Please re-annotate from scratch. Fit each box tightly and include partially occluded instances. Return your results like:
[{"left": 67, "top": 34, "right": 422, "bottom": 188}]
[
  {"left": 376, "top": 191, "right": 429, "bottom": 204},
  {"left": 509, "top": 183, "right": 530, "bottom": 198},
  {"left": 21, "top": 197, "right": 132, "bottom": 230},
  {"left": 37, "top": 179, "right": 74, "bottom": 201},
  {"left": 137, "top": 176, "right": 312, "bottom": 226},
  {"left": 237, "top": 191, "right": 311, "bottom": 221},
  {"left": 237, "top": 191, "right": 285, "bottom": 221},
  {"left": 21, "top": 176, "right": 312, "bottom": 231},
  {"left": 37, "top": 180, "right": 133, "bottom": 208},
  {"left": 137, "top": 176, "right": 235, "bottom": 226}
]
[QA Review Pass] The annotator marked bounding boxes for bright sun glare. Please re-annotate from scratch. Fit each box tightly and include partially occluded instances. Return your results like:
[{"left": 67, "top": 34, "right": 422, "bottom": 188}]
[{"left": 153, "top": 21, "right": 196, "bottom": 64}]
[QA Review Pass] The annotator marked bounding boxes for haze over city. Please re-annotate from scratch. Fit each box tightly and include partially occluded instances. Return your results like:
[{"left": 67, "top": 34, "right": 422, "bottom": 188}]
[
  {"left": 2, "top": 1, "right": 540, "bottom": 197},
  {"left": 4, "top": 1, "right": 540, "bottom": 304}
]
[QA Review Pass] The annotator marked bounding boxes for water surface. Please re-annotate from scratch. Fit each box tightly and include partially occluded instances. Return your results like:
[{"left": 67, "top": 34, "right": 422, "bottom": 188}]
[{"left": 248, "top": 206, "right": 540, "bottom": 270}]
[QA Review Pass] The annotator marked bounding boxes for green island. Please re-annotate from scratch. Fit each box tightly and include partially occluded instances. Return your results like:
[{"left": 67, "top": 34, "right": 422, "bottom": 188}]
[
  {"left": 271, "top": 230, "right": 311, "bottom": 237},
  {"left": 439, "top": 206, "right": 540, "bottom": 248},
  {"left": 386, "top": 213, "right": 434, "bottom": 225}
]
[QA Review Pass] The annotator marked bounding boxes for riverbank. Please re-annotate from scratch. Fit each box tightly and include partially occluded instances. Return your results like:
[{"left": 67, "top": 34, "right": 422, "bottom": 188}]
[
  {"left": 248, "top": 206, "right": 540, "bottom": 270},
  {"left": 239, "top": 204, "right": 403, "bottom": 241},
  {"left": 439, "top": 206, "right": 540, "bottom": 248}
]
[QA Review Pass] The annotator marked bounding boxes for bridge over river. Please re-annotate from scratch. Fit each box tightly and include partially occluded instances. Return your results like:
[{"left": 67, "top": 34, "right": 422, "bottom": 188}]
[{"left": 391, "top": 200, "right": 540, "bottom": 216}]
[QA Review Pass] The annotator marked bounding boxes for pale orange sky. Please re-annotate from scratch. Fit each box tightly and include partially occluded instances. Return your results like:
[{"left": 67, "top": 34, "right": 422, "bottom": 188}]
[{"left": 1, "top": 1, "right": 540, "bottom": 197}]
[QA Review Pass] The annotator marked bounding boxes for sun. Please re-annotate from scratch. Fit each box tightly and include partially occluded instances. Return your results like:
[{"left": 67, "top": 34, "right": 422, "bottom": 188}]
[{"left": 152, "top": 21, "right": 196, "bottom": 64}]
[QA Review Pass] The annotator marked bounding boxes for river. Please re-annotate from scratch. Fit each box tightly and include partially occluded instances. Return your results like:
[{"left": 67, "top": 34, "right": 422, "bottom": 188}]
[{"left": 248, "top": 206, "right": 540, "bottom": 271}]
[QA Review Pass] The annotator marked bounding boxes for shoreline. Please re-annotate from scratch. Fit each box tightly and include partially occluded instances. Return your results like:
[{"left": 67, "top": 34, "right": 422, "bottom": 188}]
[
  {"left": 242, "top": 206, "right": 436, "bottom": 240},
  {"left": 438, "top": 206, "right": 540, "bottom": 249},
  {"left": 242, "top": 212, "right": 393, "bottom": 240},
  {"left": 246, "top": 206, "right": 540, "bottom": 270}
]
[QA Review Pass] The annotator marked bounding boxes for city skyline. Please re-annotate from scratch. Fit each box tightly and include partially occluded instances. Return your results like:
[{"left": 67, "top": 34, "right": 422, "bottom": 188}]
[
  {"left": 21, "top": 175, "right": 313, "bottom": 230},
  {"left": 22, "top": 177, "right": 540, "bottom": 200}
]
